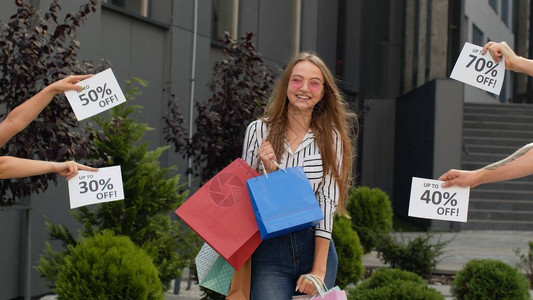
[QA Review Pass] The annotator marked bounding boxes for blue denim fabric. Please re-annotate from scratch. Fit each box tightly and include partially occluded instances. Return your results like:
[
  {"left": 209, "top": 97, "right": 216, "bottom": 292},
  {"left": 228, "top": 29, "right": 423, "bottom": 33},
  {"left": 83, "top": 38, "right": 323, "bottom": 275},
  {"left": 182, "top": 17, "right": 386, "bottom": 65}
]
[{"left": 250, "top": 227, "right": 338, "bottom": 300}]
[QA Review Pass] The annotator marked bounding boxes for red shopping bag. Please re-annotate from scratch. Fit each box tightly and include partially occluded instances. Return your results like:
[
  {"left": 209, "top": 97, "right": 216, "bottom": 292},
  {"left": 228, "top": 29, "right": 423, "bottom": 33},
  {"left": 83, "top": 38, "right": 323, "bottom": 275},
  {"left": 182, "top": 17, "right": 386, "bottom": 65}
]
[{"left": 175, "top": 158, "right": 261, "bottom": 270}]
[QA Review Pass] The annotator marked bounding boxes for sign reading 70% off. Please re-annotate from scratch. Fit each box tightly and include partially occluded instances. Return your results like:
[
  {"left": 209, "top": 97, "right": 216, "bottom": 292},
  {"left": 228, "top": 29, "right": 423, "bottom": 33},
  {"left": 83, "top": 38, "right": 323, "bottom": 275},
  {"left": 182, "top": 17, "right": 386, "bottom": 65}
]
[
  {"left": 450, "top": 42, "right": 505, "bottom": 95},
  {"left": 68, "top": 166, "right": 125, "bottom": 209},
  {"left": 65, "top": 68, "right": 127, "bottom": 121},
  {"left": 408, "top": 177, "right": 470, "bottom": 222}
]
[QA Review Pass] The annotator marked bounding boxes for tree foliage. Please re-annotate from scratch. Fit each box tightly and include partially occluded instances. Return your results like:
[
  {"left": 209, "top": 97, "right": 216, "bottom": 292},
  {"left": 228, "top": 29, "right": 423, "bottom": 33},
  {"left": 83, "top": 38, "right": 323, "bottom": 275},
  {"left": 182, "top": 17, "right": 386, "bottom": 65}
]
[
  {"left": 346, "top": 186, "right": 393, "bottom": 253},
  {"left": 451, "top": 259, "right": 530, "bottom": 300},
  {"left": 0, "top": 0, "right": 103, "bottom": 206},
  {"left": 332, "top": 215, "right": 365, "bottom": 288},
  {"left": 54, "top": 231, "right": 163, "bottom": 300},
  {"left": 37, "top": 79, "right": 198, "bottom": 291},
  {"left": 164, "top": 32, "right": 276, "bottom": 184}
]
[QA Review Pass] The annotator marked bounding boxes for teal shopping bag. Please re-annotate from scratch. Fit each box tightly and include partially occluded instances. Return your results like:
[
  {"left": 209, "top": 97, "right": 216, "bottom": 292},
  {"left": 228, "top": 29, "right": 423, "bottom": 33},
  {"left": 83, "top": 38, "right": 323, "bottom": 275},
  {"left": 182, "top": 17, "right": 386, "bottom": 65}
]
[
  {"left": 195, "top": 243, "right": 235, "bottom": 295},
  {"left": 246, "top": 166, "right": 323, "bottom": 239}
]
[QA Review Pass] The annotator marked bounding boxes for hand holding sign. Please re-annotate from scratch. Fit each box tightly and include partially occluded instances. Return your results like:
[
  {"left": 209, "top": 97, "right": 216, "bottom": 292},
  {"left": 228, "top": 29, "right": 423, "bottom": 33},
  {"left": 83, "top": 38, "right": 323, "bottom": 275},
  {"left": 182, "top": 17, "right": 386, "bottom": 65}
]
[
  {"left": 409, "top": 177, "right": 470, "bottom": 222},
  {"left": 450, "top": 42, "right": 505, "bottom": 95},
  {"left": 68, "top": 165, "right": 125, "bottom": 209},
  {"left": 64, "top": 68, "right": 126, "bottom": 120}
]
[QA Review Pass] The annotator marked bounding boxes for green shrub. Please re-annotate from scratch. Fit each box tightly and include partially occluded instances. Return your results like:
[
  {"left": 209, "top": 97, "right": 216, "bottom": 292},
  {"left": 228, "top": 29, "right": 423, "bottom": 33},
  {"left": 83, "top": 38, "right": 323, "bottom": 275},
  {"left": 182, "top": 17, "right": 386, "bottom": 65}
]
[
  {"left": 347, "top": 186, "right": 393, "bottom": 253},
  {"left": 451, "top": 259, "right": 530, "bottom": 300},
  {"left": 37, "top": 79, "right": 197, "bottom": 291},
  {"left": 332, "top": 215, "right": 365, "bottom": 288},
  {"left": 54, "top": 231, "right": 163, "bottom": 300},
  {"left": 374, "top": 232, "right": 450, "bottom": 279},
  {"left": 347, "top": 268, "right": 443, "bottom": 300},
  {"left": 348, "top": 280, "right": 444, "bottom": 300}
]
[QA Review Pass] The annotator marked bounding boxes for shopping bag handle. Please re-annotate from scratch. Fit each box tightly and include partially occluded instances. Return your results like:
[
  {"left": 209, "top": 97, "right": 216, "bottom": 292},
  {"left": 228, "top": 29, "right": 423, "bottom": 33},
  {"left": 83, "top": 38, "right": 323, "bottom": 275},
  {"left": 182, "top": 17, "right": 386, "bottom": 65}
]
[
  {"left": 303, "top": 274, "right": 328, "bottom": 297},
  {"left": 260, "top": 160, "right": 286, "bottom": 178}
]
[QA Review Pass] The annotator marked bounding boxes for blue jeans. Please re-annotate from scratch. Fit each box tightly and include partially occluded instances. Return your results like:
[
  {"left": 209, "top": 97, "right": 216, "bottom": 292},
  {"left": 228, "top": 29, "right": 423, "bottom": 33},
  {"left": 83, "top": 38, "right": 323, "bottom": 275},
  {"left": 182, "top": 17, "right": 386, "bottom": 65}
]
[{"left": 250, "top": 227, "right": 338, "bottom": 300}]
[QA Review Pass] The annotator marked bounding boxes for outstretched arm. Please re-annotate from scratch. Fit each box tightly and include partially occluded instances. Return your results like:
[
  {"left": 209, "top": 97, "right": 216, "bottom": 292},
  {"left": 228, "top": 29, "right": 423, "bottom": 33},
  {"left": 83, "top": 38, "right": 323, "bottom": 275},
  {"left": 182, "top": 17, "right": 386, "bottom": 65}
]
[
  {"left": 0, "top": 156, "right": 97, "bottom": 180},
  {"left": 0, "top": 74, "right": 92, "bottom": 147},
  {"left": 440, "top": 143, "right": 533, "bottom": 188},
  {"left": 483, "top": 41, "right": 533, "bottom": 76}
]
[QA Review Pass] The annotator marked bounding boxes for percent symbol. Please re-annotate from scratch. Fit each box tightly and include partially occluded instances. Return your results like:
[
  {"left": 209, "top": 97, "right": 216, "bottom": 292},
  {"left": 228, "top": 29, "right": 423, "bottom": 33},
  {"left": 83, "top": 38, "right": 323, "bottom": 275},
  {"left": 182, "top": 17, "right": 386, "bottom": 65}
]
[
  {"left": 484, "top": 61, "right": 499, "bottom": 77},
  {"left": 96, "top": 83, "right": 112, "bottom": 98},
  {"left": 99, "top": 178, "right": 113, "bottom": 191},
  {"left": 443, "top": 192, "right": 457, "bottom": 206}
]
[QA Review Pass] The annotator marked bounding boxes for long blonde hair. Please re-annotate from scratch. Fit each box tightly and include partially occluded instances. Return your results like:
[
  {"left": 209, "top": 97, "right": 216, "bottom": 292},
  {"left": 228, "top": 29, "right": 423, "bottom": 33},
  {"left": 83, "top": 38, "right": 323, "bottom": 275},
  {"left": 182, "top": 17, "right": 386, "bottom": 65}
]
[{"left": 261, "top": 52, "right": 358, "bottom": 213}]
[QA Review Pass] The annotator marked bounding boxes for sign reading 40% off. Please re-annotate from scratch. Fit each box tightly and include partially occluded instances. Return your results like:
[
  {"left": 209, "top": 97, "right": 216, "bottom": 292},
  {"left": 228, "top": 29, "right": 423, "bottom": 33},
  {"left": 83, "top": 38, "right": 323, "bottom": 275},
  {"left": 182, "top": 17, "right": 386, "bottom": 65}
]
[
  {"left": 68, "top": 166, "right": 125, "bottom": 209},
  {"left": 65, "top": 68, "right": 127, "bottom": 121},
  {"left": 450, "top": 42, "right": 505, "bottom": 95},
  {"left": 408, "top": 177, "right": 470, "bottom": 222}
]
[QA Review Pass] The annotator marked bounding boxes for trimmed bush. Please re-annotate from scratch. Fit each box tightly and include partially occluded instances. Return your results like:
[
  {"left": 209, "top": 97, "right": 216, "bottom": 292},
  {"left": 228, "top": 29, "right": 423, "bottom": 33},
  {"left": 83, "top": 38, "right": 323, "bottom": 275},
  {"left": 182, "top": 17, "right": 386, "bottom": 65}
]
[
  {"left": 332, "top": 215, "right": 365, "bottom": 288},
  {"left": 355, "top": 268, "right": 425, "bottom": 289},
  {"left": 54, "top": 231, "right": 163, "bottom": 300},
  {"left": 347, "top": 186, "right": 393, "bottom": 253},
  {"left": 348, "top": 280, "right": 444, "bottom": 300},
  {"left": 451, "top": 259, "right": 530, "bottom": 300},
  {"left": 374, "top": 232, "right": 450, "bottom": 279},
  {"left": 348, "top": 268, "right": 443, "bottom": 300}
]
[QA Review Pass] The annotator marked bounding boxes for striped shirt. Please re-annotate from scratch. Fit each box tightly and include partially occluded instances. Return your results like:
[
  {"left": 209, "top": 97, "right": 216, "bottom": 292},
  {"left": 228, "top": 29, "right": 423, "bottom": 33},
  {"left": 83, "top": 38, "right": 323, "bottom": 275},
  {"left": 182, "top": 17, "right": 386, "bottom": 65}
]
[{"left": 242, "top": 119, "right": 342, "bottom": 240}]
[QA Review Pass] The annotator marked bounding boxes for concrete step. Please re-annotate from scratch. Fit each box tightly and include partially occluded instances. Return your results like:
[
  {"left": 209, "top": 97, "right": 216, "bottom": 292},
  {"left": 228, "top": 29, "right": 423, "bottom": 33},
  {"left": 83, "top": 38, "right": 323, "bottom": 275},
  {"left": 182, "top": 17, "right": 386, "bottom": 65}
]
[
  {"left": 464, "top": 144, "right": 519, "bottom": 155},
  {"left": 462, "top": 152, "right": 512, "bottom": 163},
  {"left": 470, "top": 189, "right": 533, "bottom": 201},
  {"left": 464, "top": 120, "right": 533, "bottom": 131},
  {"left": 464, "top": 103, "right": 533, "bottom": 115},
  {"left": 469, "top": 199, "right": 533, "bottom": 211},
  {"left": 474, "top": 180, "right": 533, "bottom": 191},
  {"left": 468, "top": 208, "right": 533, "bottom": 221},
  {"left": 464, "top": 113, "right": 533, "bottom": 124},
  {"left": 464, "top": 128, "right": 533, "bottom": 139},
  {"left": 461, "top": 219, "right": 533, "bottom": 230},
  {"left": 463, "top": 136, "right": 531, "bottom": 148}
]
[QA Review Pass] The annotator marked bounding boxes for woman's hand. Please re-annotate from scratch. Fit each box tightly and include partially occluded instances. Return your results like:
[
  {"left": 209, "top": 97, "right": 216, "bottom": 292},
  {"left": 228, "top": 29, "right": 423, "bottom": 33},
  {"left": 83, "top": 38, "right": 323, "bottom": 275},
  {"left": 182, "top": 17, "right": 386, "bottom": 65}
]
[
  {"left": 54, "top": 161, "right": 98, "bottom": 180},
  {"left": 482, "top": 41, "right": 519, "bottom": 72},
  {"left": 258, "top": 140, "right": 278, "bottom": 173},
  {"left": 439, "top": 169, "right": 480, "bottom": 188},
  {"left": 295, "top": 273, "right": 325, "bottom": 296},
  {"left": 47, "top": 74, "right": 93, "bottom": 95}
]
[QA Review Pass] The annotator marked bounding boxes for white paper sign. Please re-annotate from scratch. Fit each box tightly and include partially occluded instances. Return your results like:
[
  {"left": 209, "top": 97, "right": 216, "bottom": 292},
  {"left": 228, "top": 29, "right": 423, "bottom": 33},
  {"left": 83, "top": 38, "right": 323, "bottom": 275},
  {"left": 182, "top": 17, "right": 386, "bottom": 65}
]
[
  {"left": 408, "top": 177, "right": 470, "bottom": 222},
  {"left": 65, "top": 68, "right": 126, "bottom": 120},
  {"left": 450, "top": 42, "right": 505, "bottom": 95},
  {"left": 68, "top": 165, "right": 125, "bottom": 209}
]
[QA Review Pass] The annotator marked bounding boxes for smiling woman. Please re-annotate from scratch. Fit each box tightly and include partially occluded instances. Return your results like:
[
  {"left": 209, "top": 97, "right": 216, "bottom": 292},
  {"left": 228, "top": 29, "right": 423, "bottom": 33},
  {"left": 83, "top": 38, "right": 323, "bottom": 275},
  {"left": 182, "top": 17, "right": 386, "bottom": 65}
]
[{"left": 241, "top": 52, "right": 358, "bottom": 299}]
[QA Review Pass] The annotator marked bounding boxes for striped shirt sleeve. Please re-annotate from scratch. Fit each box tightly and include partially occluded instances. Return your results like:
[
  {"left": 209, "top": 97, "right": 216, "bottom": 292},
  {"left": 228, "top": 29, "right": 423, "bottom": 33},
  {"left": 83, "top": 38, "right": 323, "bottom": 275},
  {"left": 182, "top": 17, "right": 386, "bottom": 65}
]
[
  {"left": 241, "top": 120, "right": 261, "bottom": 170},
  {"left": 314, "top": 129, "right": 342, "bottom": 240}
]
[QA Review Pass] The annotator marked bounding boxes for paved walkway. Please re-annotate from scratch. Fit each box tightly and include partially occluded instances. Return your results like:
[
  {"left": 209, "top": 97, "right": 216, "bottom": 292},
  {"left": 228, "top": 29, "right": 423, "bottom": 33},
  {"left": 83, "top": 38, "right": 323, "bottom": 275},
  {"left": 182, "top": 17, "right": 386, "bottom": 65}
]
[{"left": 166, "top": 230, "right": 533, "bottom": 300}]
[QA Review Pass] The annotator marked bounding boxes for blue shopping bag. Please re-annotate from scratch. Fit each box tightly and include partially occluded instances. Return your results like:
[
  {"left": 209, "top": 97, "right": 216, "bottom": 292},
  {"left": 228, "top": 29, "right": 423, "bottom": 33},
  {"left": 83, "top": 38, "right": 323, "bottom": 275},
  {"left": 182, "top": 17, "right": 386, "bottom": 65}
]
[{"left": 246, "top": 166, "right": 323, "bottom": 239}]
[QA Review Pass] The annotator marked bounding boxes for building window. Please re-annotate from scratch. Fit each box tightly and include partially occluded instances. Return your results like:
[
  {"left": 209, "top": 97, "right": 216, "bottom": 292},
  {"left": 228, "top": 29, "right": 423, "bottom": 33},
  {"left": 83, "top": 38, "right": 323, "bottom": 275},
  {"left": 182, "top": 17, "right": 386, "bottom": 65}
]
[
  {"left": 212, "top": 0, "right": 239, "bottom": 41},
  {"left": 102, "top": 0, "right": 150, "bottom": 18},
  {"left": 489, "top": 0, "right": 498, "bottom": 13},
  {"left": 501, "top": 0, "right": 508, "bottom": 25},
  {"left": 472, "top": 24, "right": 484, "bottom": 46}
]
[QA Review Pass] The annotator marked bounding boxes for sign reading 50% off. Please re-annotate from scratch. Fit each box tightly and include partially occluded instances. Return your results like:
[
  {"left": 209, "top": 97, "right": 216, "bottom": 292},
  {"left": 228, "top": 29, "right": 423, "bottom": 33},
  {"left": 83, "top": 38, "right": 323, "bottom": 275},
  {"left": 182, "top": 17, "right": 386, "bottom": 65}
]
[
  {"left": 68, "top": 166, "right": 125, "bottom": 209},
  {"left": 408, "top": 177, "right": 470, "bottom": 222},
  {"left": 65, "top": 68, "right": 127, "bottom": 121},
  {"left": 450, "top": 42, "right": 505, "bottom": 95}
]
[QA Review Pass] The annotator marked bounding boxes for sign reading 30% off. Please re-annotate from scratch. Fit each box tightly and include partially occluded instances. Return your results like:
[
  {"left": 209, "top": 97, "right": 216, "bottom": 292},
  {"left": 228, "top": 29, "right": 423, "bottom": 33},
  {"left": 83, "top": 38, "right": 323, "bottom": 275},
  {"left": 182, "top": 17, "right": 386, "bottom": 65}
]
[
  {"left": 68, "top": 166, "right": 125, "bottom": 209},
  {"left": 408, "top": 177, "right": 470, "bottom": 222},
  {"left": 65, "top": 68, "right": 127, "bottom": 121},
  {"left": 450, "top": 42, "right": 505, "bottom": 95}
]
